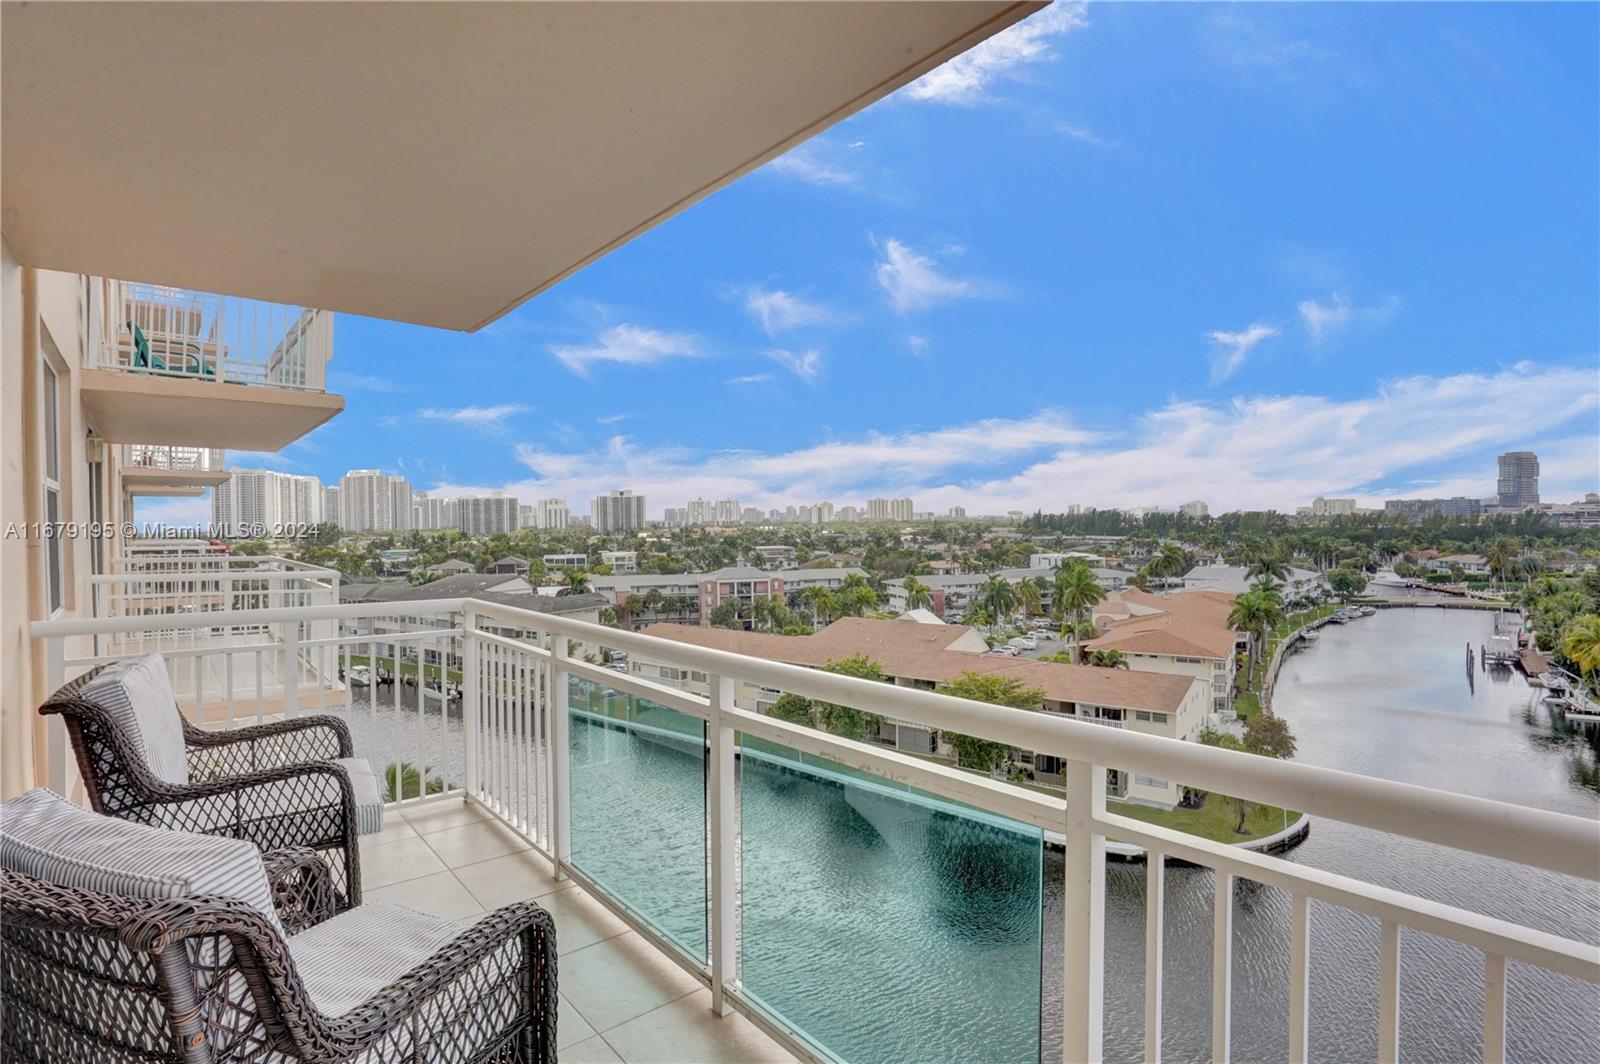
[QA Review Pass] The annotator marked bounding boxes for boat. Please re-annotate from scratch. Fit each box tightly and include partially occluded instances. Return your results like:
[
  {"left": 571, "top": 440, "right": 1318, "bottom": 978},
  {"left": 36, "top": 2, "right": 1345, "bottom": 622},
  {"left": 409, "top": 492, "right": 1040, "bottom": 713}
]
[
  {"left": 346, "top": 664, "right": 372, "bottom": 687},
  {"left": 1300, "top": 630, "right": 1319, "bottom": 644},
  {"left": 1358, "top": 606, "right": 1377, "bottom": 617}
]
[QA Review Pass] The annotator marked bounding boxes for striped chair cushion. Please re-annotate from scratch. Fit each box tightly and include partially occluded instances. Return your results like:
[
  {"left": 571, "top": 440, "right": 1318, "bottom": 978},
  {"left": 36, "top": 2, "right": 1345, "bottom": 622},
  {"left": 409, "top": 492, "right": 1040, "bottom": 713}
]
[
  {"left": 79, "top": 652, "right": 190, "bottom": 785},
  {"left": 334, "top": 757, "right": 385, "bottom": 835},
  {"left": 0, "top": 788, "right": 283, "bottom": 936}
]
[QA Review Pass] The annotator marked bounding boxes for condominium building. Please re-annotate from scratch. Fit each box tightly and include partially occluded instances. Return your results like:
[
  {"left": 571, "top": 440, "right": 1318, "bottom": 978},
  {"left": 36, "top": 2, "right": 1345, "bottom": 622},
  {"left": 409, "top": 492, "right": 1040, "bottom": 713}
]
[
  {"left": 323, "top": 485, "right": 341, "bottom": 527},
  {"left": 1497, "top": 450, "right": 1540, "bottom": 509},
  {"left": 339, "top": 469, "right": 413, "bottom": 532},
  {"left": 1180, "top": 499, "right": 1210, "bottom": 518},
  {"left": 1309, "top": 496, "right": 1356, "bottom": 517},
  {"left": 210, "top": 468, "right": 324, "bottom": 537},
  {"left": 600, "top": 550, "right": 638, "bottom": 574},
  {"left": 412, "top": 491, "right": 450, "bottom": 531},
  {"left": 714, "top": 498, "right": 742, "bottom": 524},
  {"left": 591, "top": 489, "right": 645, "bottom": 534},
  {"left": 867, "top": 496, "right": 914, "bottom": 521},
  {"left": 1383, "top": 496, "right": 1483, "bottom": 519},
  {"left": 535, "top": 497, "right": 570, "bottom": 530},
  {"left": 741, "top": 507, "right": 763, "bottom": 524},
  {"left": 1086, "top": 588, "right": 1244, "bottom": 714},
  {"left": 453, "top": 492, "right": 520, "bottom": 535},
  {"left": 948, "top": 505, "right": 967, "bottom": 519}
]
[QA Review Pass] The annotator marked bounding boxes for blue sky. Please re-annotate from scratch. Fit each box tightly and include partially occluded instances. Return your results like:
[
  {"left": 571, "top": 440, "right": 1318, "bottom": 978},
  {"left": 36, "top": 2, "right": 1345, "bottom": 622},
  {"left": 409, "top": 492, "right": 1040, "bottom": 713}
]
[{"left": 148, "top": 2, "right": 1599, "bottom": 524}]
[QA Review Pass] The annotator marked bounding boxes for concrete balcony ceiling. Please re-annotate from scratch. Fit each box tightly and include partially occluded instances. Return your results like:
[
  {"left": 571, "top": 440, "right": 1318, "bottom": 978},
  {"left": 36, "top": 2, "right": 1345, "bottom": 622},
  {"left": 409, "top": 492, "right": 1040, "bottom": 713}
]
[{"left": 1, "top": 1, "right": 1042, "bottom": 331}]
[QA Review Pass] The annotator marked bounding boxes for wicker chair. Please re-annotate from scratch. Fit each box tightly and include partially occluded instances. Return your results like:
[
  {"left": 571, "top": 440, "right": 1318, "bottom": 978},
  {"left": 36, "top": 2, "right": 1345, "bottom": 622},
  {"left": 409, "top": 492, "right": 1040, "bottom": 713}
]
[
  {"left": 1, "top": 794, "right": 556, "bottom": 1063},
  {"left": 40, "top": 656, "right": 381, "bottom": 912}
]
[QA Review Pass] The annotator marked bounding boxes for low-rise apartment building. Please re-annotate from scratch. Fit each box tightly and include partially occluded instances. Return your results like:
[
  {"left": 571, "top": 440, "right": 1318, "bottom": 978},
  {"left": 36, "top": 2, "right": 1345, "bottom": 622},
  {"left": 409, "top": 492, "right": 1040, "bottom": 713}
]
[
  {"left": 632, "top": 617, "right": 1209, "bottom": 809},
  {"left": 542, "top": 553, "right": 588, "bottom": 571},
  {"left": 589, "top": 565, "right": 870, "bottom": 629},
  {"left": 600, "top": 550, "right": 638, "bottom": 574},
  {"left": 885, "top": 565, "right": 1131, "bottom": 617},
  {"left": 1087, "top": 588, "right": 1242, "bottom": 714}
]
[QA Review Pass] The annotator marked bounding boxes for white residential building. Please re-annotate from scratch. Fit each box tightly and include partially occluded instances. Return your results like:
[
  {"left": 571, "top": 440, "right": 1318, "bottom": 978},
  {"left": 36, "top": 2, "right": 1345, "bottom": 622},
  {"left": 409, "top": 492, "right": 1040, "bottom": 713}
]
[
  {"left": 715, "top": 498, "right": 742, "bottom": 524},
  {"left": 1180, "top": 500, "right": 1209, "bottom": 518},
  {"left": 210, "top": 468, "right": 324, "bottom": 537},
  {"left": 412, "top": 491, "right": 450, "bottom": 531},
  {"left": 543, "top": 553, "right": 588, "bottom": 571},
  {"left": 1310, "top": 497, "right": 1356, "bottom": 517},
  {"left": 339, "top": 469, "right": 413, "bottom": 532},
  {"left": 535, "top": 498, "right": 570, "bottom": 530},
  {"left": 867, "top": 496, "right": 914, "bottom": 521},
  {"left": 948, "top": 505, "right": 967, "bottom": 519},
  {"left": 323, "top": 485, "right": 341, "bottom": 528},
  {"left": 454, "top": 493, "right": 520, "bottom": 535},
  {"left": 591, "top": 489, "right": 645, "bottom": 534},
  {"left": 601, "top": 550, "right": 638, "bottom": 574}
]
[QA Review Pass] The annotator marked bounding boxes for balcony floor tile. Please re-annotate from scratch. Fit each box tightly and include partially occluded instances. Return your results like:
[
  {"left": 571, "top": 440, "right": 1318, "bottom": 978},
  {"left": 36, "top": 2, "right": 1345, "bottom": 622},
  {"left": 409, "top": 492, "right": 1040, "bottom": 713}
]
[
  {"left": 361, "top": 835, "right": 448, "bottom": 890},
  {"left": 534, "top": 885, "right": 631, "bottom": 955},
  {"left": 400, "top": 800, "right": 492, "bottom": 835},
  {"left": 417, "top": 818, "right": 531, "bottom": 868},
  {"left": 452, "top": 849, "right": 564, "bottom": 910},
  {"left": 599, "top": 990, "right": 796, "bottom": 1064},
  {"left": 559, "top": 932, "right": 703, "bottom": 1034},
  {"left": 365, "top": 870, "right": 485, "bottom": 921},
  {"left": 561, "top": 1036, "right": 625, "bottom": 1064},
  {"left": 558, "top": 994, "right": 597, "bottom": 1051}
]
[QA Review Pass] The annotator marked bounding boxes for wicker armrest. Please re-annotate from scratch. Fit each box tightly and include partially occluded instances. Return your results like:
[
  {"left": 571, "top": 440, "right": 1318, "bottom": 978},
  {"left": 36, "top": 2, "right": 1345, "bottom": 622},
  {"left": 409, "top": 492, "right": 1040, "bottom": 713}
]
[
  {"left": 330, "top": 901, "right": 559, "bottom": 1061},
  {"left": 262, "top": 847, "right": 337, "bottom": 934},
  {"left": 185, "top": 714, "right": 354, "bottom": 777}
]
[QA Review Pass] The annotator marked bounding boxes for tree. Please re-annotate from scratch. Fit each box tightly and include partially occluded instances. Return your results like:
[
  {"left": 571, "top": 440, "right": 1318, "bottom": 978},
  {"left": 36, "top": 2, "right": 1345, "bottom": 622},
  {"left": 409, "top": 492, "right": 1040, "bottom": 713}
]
[
  {"left": 935, "top": 671, "right": 1044, "bottom": 775},
  {"left": 559, "top": 569, "right": 591, "bottom": 595},
  {"left": 800, "top": 585, "right": 835, "bottom": 627},
  {"left": 1086, "top": 649, "right": 1129, "bottom": 669},
  {"left": 1248, "top": 556, "right": 1290, "bottom": 583},
  {"left": 767, "top": 692, "right": 815, "bottom": 728},
  {"left": 1242, "top": 713, "right": 1297, "bottom": 760},
  {"left": 384, "top": 761, "right": 446, "bottom": 802},
  {"left": 1562, "top": 615, "right": 1600, "bottom": 682},
  {"left": 813, "top": 655, "right": 887, "bottom": 740},
  {"left": 1327, "top": 567, "right": 1368, "bottom": 600},
  {"left": 902, "top": 576, "right": 934, "bottom": 612},
  {"left": 978, "top": 576, "right": 1019, "bottom": 631},
  {"left": 1016, "top": 578, "right": 1043, "bottom": 619},
  {"left": 1052, "top": 562, "right": 1106, "bottom": 663},
  {"left": 1227, "top": 588, "right": 1284, "bottom": 672}
]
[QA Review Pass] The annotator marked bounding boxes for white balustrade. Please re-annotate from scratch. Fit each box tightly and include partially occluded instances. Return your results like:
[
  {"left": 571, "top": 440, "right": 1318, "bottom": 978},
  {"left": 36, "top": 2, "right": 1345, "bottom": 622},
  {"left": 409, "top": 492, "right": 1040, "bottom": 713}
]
[{"left": 31, "top": 596, "right": 1600, "bottom": 1064}]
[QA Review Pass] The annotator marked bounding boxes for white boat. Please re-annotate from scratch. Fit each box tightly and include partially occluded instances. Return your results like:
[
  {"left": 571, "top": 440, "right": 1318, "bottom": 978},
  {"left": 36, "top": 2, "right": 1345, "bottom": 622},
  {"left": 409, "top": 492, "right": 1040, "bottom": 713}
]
[
  {"left": 346, "top": 664, "right": 372, "bottom": 687},
  {"left": 1300, "top": 630, "right": 1319, "bottom": 644}
]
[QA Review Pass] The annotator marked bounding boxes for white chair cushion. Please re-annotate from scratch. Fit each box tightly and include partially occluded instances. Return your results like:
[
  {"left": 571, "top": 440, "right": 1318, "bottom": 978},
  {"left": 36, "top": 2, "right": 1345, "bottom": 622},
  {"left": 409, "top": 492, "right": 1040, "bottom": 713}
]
[
  {"left": 79, "top": 652, "right": 190, "bottom": 785},
  {"left": 288, "top": 903, "right": 462, "bottom": 1016},
  {"left": 333, "top": 757, "right": 385, "bottom": 835},
  {"left": 0, "top": 788, "right": 283, "bottom": 937}
]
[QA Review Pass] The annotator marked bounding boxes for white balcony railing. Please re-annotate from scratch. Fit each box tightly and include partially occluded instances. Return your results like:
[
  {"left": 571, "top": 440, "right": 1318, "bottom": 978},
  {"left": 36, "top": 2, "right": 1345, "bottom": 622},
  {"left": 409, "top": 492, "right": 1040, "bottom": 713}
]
[
  {"left": 30, "top": 598, "right": 1600, "bottom": 1064},
  {"left": 94, "top": 281, "right": 332, "bottom": 392},
  {"left": 119, "top": 444, "right": 227, "bottom": 472},
  {"left": 92, "top": 554, "right": 340, "bottom": 625}
]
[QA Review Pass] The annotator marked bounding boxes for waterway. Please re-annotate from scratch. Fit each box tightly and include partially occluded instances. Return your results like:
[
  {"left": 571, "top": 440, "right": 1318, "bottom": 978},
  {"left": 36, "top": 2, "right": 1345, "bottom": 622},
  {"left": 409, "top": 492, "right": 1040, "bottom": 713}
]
[{"left": 343, "top": 608, "right": 1599, "bottom": 1062}]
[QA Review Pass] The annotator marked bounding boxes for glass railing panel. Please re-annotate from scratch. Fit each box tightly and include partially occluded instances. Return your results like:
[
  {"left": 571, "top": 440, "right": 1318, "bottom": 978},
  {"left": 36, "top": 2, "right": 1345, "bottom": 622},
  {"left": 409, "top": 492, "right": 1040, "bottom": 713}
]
[
  {"left": 740, "top": 736, "right": 1044, "bottom": 1063},
  {"left": 568, "top": 676, "right": 707, "bottom": 961}
]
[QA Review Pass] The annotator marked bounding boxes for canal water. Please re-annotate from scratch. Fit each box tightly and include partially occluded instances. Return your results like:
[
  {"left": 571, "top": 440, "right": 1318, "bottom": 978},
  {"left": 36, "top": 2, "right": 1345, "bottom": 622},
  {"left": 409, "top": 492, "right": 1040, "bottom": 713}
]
[{"left": 344, "top": 608, "right": 1599, "bottom": 1063}]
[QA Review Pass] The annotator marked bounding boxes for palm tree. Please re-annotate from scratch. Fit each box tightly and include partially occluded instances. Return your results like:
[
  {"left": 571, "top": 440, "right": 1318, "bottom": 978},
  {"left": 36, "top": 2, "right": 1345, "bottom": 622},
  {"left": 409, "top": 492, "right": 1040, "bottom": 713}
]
[
  {"left": 641, "top": 587, "right": 665, "bottom": 615},
  {"left": 559, "top": 569, "right": 590, "bottom": 595},
  {"left": 800, "top": 585, "right": 835, "bottom": 627},
  {"left": 1562, "top": 615, "right": 1600, "bottom": 683},
  {"left": 1052, "top": 562, "right": 1106, "bottom": 663},
  {"left": 1227, "top": 588, "right": 1284, "bottom": 676},
  {"left": 902, "top": 576, "right": 934, "bottom": 612},
  {"left": 1249, "top": 556, "right": 1290, "bottom": 583},
  {"left": 1016, "top": 578, "right": 1043, "bottom": 619},
  {"left": 1086, "top": 649, "right": 1129, "bottom": 669},
  {"left": 977, "top": 576, "right": 1019, "bottom": 634}
]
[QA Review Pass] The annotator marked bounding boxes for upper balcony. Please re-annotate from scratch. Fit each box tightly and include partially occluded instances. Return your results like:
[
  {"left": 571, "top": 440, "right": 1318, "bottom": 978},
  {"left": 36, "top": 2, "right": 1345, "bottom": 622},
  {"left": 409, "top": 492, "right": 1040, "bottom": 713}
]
[
  {"left": 80, "top": 282, "right": 343, "bottom": 451},
  {"left": 29, "top": 592, "right": 1600, "bottom": 1064},
  {"left": 118, "top": 443, "right": 229, "bottom": 497}
]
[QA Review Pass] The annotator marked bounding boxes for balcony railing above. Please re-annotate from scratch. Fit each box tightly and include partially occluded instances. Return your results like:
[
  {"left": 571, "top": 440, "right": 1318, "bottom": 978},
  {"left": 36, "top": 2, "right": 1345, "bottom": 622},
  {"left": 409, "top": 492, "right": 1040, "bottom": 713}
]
[
  {"left": 119, "top": 444, "right": 226, "bottom": 472},
  {"left": 95, "top": 281, "right": 332, "bottom": 393},
  {"left": 29, "top": 598, "right": 1600, "bottom": 1064}
]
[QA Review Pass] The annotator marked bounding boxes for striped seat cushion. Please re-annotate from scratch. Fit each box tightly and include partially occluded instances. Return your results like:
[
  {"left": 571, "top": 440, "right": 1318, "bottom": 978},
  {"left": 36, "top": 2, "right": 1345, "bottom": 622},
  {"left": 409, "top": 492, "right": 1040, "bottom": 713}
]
[
  {"left": 288, "top": 903, "right": 525, "bottom": 1056},
  {"left": 79, "top": 652, "right": 190, "bottom": 784},
  {"left": 333, "top": 757, "right": 385, "bottom": 835},
  {"left": 0, "top": 788, "right": 282, "bottom": 936}
]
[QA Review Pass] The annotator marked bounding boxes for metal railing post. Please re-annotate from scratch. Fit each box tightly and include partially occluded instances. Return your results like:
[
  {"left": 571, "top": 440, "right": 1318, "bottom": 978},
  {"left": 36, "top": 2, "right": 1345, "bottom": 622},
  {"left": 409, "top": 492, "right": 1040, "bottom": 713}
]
[
  {"left": 280, "top": 622, "right": 300, "bottom": 718},
  {"left": 463, "top": 608, "right": 480, "bottom": 800},
  {"left": 1063, "top": 758, "right": 1106, "bottom": 1064},
  {"left": 45, "top": 637, "right": 66, "bottom": 793},
  {"left": 708, "top": 673, "right": 738, "bottom": 1015},
  {"left": 550, "top": 633, "right": 572, "bottom": 880}
]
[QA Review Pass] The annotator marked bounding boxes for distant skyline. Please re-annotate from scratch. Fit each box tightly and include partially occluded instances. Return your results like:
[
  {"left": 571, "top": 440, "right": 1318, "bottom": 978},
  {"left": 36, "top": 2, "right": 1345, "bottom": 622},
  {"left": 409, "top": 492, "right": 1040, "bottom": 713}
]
[{"left": 137, "top": 3, "right": 1600, "bottom": 528}]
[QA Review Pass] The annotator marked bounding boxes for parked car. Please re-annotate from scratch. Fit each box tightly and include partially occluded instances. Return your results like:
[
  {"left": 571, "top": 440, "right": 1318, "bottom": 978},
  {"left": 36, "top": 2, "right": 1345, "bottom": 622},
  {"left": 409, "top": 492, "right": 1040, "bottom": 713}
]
[{"left": 990, "top": 645, "right": 1020, "bottom": 657}]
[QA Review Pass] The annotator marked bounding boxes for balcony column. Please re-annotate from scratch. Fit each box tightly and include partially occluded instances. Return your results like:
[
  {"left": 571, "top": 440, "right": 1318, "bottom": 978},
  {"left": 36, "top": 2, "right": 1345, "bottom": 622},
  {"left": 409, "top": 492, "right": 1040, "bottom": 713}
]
[
  {"left": 462, "top": 608, "right": 479, "bottom": 800},
  {"left": 1063, "top": 758, "right": 1106, "bottom": 1064},
  {"left": 549, "top": 631, "right": 572, "bottom": 881},
  {"left": 707, "top": 673, "right": 738, "bottom": 1016}
]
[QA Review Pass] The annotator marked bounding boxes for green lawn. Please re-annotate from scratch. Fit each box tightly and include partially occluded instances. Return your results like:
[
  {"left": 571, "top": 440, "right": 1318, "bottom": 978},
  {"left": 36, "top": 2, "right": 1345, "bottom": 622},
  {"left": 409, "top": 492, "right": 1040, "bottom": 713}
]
[
  {"left": 1233, "top": 690, "right": 1263, "bottom": 720},
  {"left": 1113, "top": 794, "right": 1302, "bottom": 844}
]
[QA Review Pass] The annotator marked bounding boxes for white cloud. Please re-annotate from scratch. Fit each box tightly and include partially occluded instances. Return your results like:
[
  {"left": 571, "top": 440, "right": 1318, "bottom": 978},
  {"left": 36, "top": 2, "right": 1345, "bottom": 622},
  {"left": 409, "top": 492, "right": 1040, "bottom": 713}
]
[
  {"left": 1208, "top": 322, "right": 1278, "bottom": 381},
  {"left": 907, "top": 334, "right": 929, "bottom": 356},
  {"left": 1298, "top": 293, "right": 1350, "bottom": 342},
  {"left": 1299, "top": 292, "right": 1400, "bottom": 343},
  {"left": 875, "top": 239, "right": 983, "bottom": 314},
  {"left": 727, "top": 373, "right": 775, "bottom": 386},
  {"left": 764, "top": 138, "right": 861, "bottom": 187},
  {"left": 766, "top": 348, "right": 823, "bottom": 383},
  {"left": 742, "top": 287, "right": 838, "bottom": 335},
  {"left": 430, "top": 365, "right": 1598, "bottom": 518},
  {"left": 417, "top": 404, "right": 528, "bottom": 433},
  {"left": 549, "top": 324, "right": 703, "bottom": 377},
  {"left": 596, "top": 413, "right": 629, "bottom": 425},
  {"left": 905, "top": 3, "right": 1089, "bottom": 106},
  {"left": 329, "top": 372, "right": 404, "bottom": 393}
]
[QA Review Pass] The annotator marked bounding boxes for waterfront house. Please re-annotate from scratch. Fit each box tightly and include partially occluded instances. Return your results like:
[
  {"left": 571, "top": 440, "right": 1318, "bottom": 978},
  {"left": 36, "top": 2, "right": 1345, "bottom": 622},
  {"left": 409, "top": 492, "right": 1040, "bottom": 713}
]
[
  {"left": 1086, "top": 589, "right": 1243, "bottom": 714},
  {"left": 486, "top": 555, "right": 532, "bottom": 576},
  {"left": 6, "top": 5, "right": 1595, "bottom": 1063}
]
